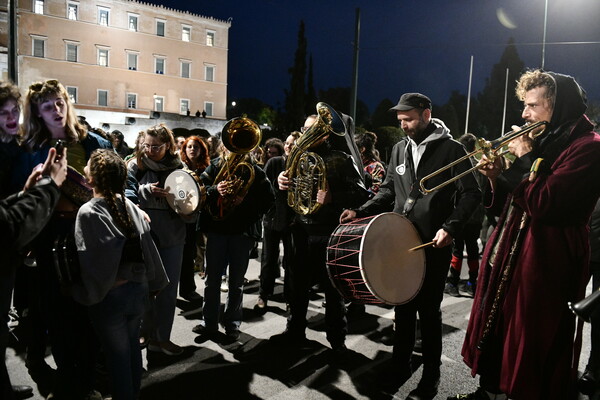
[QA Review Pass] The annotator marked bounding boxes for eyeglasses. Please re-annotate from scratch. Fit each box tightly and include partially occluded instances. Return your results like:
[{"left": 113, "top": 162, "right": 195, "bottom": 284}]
[{"left": 142, "top": 143, "right": 166, "bottom": 152}]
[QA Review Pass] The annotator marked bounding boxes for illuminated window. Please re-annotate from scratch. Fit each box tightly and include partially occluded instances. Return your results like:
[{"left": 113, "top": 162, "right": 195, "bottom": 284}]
[
  {"left": 98, "top": 49, "right": 108, "bottom": 66},
  {"left": 127, "top": 53, "right": 138, "bottom": 70},
  {"left": 205, "top": 65, "right": 214, "bottom": 82},
  {"left": 98, "top": 7, "right": 109, "bottom": 26},
  {"left": 204, "top": 102, "right": 213, "bottom": 117},
  {"left": 180, "top": 99, "right": 190, "bottom": 115},
  {"left": 128, "top": 14, "right": 138, "bottom": 32},
  {"left": 34, "top": 0, "right": 44, "bottom": 14},
  {"left": 182, "top": 26, "right": 191, "bottom": 42},
  {"left": 32, "top": 38, "right": 45, "bottom": 57},
  {"left": 66, "top": 87, "right": 77, "bottom": 103},
  {"left": 67, "top": 2, "right": 78, "bottom": 20},
  {"left": 206, "top": 31, "right": 215, "bottom": 46},
  {"left": 127, "top": 93, "right": 137, "bottom": 109},
  {"left": 155, "top": 58, "right": 165, "bottom": 74},
  {"left": 66, "top": 43, "right": 78, "bottom": 62},
  {"left": 154, "top": 96, "right": 164, "bottom": 112}
]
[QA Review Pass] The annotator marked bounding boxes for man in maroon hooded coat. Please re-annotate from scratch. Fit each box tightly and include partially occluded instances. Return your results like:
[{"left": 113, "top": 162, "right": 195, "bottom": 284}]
[{"left": 449, "top": 70, "right": 600, "bottom": 400}]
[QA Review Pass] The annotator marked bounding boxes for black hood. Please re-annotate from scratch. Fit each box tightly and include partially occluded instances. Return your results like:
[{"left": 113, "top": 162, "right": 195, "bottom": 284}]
[{"left": 547, "top": 71, "right": 587, "bottom": 130}]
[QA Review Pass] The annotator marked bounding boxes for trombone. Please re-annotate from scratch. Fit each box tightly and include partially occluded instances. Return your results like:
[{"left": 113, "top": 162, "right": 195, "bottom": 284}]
[{"left": 419, "top": 121, "right": 548, "bottom": 195}]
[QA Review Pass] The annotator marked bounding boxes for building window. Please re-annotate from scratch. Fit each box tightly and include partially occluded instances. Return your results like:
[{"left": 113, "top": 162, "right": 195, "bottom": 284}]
[
  {"left": 206, "top": 30, "right": 215, "bottom": 46},
  {"left": 180, "top": 99, "right": 190, "bottom": 115},
  {"left": 128, "top": 14, "right": 138, "bottom": 32},
  {"left": 127, "top": 93, "right": 137, "bottom": 109},
  {"left": 66, "top": 43, "right": 78, "bottom": 62},
  {"left": 154, "top": 96, "right": 164, "bottom": 112},
  {"left": 205, "top": 65, "right": 214, "bottom": 82},
  {"left": 67, "top": 2, "right": 78, "bottom": 20},
  {"left": 155, "top": 58, "right": 165, "bottom": 74},
  {"left": 204, "top": 102, "right": 213, "bottom": 117},
  {"left": 34, "top": 0, "right": 44, "bottom": 14},
  {"left": 181, "top": 61, "right": 190, "bottom": 78},
  {"left": 182, "top": 25, "right": 191, "bottom": 42},
  {"left": 98, "top": 49, "right": 108, "bottom": 67},
  {"left": 156, "top": 20, "right": 165, "bottom": 37},
  {"left": 32, "top": 38, "right": 45, "bottom": 58},
  {"left": 127, "top": 53, "right": 138, "bottom": 70},
  {"left": 98, "top": 90, "right": 108, "bottom": 106},
  {"left": 98, "top": 7, "right": 109, "bottom": 26},
  {"left": 66, "top": 87, "right": 77, "bottom": 103}
]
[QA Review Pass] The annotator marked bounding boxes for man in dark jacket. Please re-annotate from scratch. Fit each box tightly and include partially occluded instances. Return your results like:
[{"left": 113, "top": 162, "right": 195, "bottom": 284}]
[
  {"left": 0, "top": 146, "right": 66, "bottom": 400},
  {"left": 341, "top": 93, "right": 481, "bottom": 399}
]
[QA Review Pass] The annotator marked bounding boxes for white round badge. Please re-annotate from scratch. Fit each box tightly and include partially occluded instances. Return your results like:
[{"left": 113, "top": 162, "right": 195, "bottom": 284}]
[{"left": 396, "top": 163, "right": 406, "bottom": 176}]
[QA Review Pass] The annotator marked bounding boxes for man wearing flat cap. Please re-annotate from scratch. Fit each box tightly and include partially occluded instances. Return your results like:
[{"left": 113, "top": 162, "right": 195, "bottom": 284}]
[{"left": 341, "top": 93, "right": 481, "bottom": 399}]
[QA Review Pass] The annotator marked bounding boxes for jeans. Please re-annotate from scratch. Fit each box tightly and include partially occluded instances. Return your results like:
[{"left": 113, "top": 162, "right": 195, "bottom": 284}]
[
  {"left": 203, "top": 232, "right": 252, "bottom": 332},
  {"left": 142, "top": 244, "right": 183, "bottom": 342},
  {"left": 88, "top": 281, "right": 147, "bottom": 400}
]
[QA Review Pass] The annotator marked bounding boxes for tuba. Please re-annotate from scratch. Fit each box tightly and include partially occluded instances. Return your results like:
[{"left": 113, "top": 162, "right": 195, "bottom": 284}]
[
  {"left": 286, "top": 102, "right": 345, "bottom": 215},
  {"left": 208, "top": 116, "right": 262, "bottom": 220}
]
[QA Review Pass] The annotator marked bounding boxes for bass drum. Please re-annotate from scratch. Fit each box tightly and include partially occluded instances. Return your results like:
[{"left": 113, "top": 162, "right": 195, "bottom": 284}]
[
  {"left": 164, "top": 169, "right": 206, "bottom": 216},
  {"left": 326, "top": 212, "right": 426, "bottom": 305}
]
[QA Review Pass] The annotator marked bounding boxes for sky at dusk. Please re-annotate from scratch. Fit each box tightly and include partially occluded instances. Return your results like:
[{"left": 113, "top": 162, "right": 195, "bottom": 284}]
[{"left": 145, "top": 0, "right": 600, "bottom": 119}]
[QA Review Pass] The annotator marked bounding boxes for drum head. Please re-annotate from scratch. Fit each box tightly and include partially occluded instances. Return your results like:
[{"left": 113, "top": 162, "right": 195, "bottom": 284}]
[
  {"left": 360, "top": 213, "right": 425, "bottom": 305},
  {"left": 165, "top": 170, "right": 204, "bottom": 215}
]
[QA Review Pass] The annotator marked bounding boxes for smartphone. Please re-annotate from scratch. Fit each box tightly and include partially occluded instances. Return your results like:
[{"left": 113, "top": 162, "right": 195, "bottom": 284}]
[{"left": 54, "top": 140, "right": 65, "bottom": 160}]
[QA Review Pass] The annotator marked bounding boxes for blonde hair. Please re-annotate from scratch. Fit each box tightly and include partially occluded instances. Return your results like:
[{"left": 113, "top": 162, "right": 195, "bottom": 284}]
[
  {"left": 21, "top": 80, "right": 86, "bottom": 151},
  {"left": 135, "top": 124, "right": 178, "bottom": 168},
  {"left": 516, "top": 69, "right": 556, "bottom": 110}
]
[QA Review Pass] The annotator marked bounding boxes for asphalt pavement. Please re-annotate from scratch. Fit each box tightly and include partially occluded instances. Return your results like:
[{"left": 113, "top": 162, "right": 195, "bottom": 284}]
[{"left": 5, "top": 248, "right": 594, "bottom": 399}]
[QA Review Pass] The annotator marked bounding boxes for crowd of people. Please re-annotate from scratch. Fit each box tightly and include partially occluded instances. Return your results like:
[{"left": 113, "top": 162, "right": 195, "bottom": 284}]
[{"left": 0, "top": 68, "right": 599, "bottom": 400}]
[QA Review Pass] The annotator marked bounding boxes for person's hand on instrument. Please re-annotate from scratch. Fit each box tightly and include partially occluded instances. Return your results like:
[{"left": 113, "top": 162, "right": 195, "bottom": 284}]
[
  {"left": 507, "top": 125, "right": 533, "bottom": 158},
  {"left": 477, "top": 154, "right": 504, "bottom": 181},
  {"left": 277, "top": 171, "right": 290, "bottom": 191},
  {"left": 340, "top": 209, "right": 357, "bottom": 224},
  {"left": 149, "top": 182, "right": 168, "bottom": 198},
  {"left": 316, "top": 184, "right": 331, "bottom": 205},
  {"left": 432, "top": 228, "right": 453, "bottom": 248}
]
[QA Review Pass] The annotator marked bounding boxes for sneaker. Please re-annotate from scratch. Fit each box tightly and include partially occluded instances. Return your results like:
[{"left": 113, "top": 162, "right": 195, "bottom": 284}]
[
  {"left": 444, "top": 282, "right": 459, "bottom": 297},
  {"left": 225, "top": 329, "right": 241, "bottom": 342},
  {"left": 192, "top": 321, "right": 218, "bottom": 336},
  {"left": 147, "top": 340, "right": 183, "bottom": 356},
  {"left": 220, "top": 275, "right": 228, "bottom": 292},
  {"left": 254, "top": 297, "right": 267, "bottom": 314},
  {"left": 447, "top": 387, "right": 492, "bottom": 399}
]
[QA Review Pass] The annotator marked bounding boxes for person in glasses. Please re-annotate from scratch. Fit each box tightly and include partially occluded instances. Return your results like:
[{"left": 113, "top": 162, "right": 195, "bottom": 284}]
[
  {"left": 127, "top": 124, "right": 187, "bottom": 357},
  {"left": 13, "top": 79, "right": 113, "bottom": 400}
]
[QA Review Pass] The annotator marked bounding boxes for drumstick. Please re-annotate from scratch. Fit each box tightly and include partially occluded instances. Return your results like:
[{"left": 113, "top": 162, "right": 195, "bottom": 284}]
[{"left": 408, "top": 241, "right": 435, "bottom": 252}]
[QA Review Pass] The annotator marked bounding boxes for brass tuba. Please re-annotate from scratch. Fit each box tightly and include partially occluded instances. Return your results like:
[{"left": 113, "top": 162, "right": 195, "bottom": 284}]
[
  {"left": 286, "top": 102, "right": 345, "bottom": 215},
  {"left": 208, "top": 116, "right": 262, "bottom": 220}
]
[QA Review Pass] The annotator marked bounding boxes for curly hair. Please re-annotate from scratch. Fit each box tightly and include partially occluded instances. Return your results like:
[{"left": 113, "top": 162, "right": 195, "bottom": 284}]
[
  {"left": 0, "top": 81, "right": 21, "bottom": 108},
  {"left": 516, "top": 69, "right": 556, "bottom": 110},
  {"left": 355, "top": 131, "right": 380, "bottom": 162},
  {"left": 180, "top": 136, "right": 210, "bottom": 171},
  {"left": 88, "top": 149, "right": 135, "bottom": 235},
  {"left": 21, "top": 80, "right": 87, "bottom": 151}
]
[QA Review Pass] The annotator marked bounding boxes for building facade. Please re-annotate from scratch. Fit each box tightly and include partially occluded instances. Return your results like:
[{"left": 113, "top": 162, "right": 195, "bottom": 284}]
[{"left": 4, "top": 0, "right": 231, "bottom": 138}]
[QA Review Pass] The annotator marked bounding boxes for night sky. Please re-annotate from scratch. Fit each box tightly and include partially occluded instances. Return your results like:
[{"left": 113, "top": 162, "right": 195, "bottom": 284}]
[{"left": 145, "top": 0, "right": 600, "bottom": 117}]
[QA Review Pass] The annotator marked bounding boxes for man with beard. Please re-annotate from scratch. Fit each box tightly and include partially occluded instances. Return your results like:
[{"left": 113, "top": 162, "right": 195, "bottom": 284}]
[
  {"left": 340, "top": 93, "right": 481, "bottom": 399},
  {"left": 449, "top": 70, "right": 600, "bottom": 400}
]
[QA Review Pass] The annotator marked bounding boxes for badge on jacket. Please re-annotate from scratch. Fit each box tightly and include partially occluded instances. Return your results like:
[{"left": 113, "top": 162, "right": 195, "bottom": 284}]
[{"left": 396, "top": 163, "right": 406, "bottom": 176}]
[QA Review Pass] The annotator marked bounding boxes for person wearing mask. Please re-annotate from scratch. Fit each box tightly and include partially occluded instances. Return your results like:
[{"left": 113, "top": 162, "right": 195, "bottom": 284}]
[
  {"left": 340, "top": 93, "right": 481, "bottom": 399},
  {"left": 449, "top": 70, "right": 600, "bottom": 400}
]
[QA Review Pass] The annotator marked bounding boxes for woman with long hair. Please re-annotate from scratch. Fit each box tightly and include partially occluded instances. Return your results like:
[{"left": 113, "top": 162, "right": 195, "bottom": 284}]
[
  {"left": 127, "top": 124, "right": 186, "bottom": 356},
  {"left": 178, "top": 136, "right": 210, "bottom": 298},
  {"left": 74, "top": 149, "right": 167, "bottom": 400},
  {"left": 13, "top": 79, "right": 113, "bottom": 399}
]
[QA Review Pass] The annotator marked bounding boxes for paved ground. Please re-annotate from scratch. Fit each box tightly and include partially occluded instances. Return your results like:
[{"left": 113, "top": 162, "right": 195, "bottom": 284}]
[{"left": 6, "top": 249, "right": 594, "bottom": 399}]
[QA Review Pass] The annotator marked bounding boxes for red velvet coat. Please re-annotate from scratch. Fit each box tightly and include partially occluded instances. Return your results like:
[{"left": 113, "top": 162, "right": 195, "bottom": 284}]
[{"left": 462, "top": 115, "right": 600, "bottom": 399}]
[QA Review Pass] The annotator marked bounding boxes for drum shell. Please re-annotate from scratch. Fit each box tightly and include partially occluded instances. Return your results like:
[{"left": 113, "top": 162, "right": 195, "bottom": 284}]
[
  {"left": 326, "top": 212, "right": 425, "bottom": 305},
  {"left": 164, "top": 169, "right": 206, "bottom": 216}
]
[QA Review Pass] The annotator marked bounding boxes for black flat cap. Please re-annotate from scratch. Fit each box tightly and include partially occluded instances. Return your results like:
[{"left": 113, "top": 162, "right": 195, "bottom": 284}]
[{"left": 389, "top": 93, "right": 432, "bottom": 111}]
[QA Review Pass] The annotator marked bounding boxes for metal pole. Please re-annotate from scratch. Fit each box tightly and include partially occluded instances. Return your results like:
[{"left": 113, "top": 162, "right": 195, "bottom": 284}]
[
  {"left": 464, "top": 55, "right": 473, "bottom": 135},
  {"left": 8, "top": 0, "right": 18, "bottom": 84},
  {"left": 501, "top": 68, "right": 509, "bottom": 136},
  {"left": 350, "top": 8, "right": 360, "bottom": 121},
  {"left": 541, "top": 0, "right": 549, "bottom": 69}
]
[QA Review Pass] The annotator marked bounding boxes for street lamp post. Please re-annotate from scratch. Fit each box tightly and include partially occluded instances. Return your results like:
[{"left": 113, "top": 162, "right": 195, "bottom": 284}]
[{"left": 541, "top": 0, "right": 549, "bottom": 69}]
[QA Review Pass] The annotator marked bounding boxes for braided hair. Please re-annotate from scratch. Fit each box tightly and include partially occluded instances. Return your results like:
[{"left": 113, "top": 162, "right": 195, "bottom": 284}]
[{"left": 88, "top": 149, "right": 135, "bottom": 236}]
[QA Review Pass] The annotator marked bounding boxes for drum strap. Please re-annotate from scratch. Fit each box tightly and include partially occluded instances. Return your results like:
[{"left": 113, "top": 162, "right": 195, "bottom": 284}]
[{"left": 402, "top": 142, "right": 420, "bottom": 216}]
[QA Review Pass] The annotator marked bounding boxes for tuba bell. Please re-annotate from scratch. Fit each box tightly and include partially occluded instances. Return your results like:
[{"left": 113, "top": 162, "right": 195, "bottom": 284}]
[
  {"left": 285, "top": 102, "right": 345, "bottom": 215},
  {"left": 208, "top": 116, "right": 262, "bottom": 220}
]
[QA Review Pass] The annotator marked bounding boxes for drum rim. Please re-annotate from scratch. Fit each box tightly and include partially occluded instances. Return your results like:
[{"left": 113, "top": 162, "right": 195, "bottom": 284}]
[
  {"left": 358, "top": 212, "right": 426, "bottom": 305},
  {"left": 164, "top": 169, "right": 204, "bottom": 216}
]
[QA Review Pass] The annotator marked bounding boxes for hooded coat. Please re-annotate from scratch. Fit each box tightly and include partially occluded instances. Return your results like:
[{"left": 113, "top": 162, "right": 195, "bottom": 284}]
[{"left": 461, "top": 73, "right": 600, "bottom": 399}]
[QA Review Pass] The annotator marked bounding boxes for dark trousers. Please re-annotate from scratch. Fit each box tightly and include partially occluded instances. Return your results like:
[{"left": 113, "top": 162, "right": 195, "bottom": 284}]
[
  {"left": 179, "top": 223, "right": 200, "bottom": 296},
  {"left": 259, "top": 226, "right": 292, "bottom": 303},
  {"left": 393, "top": 246, "right": 451, "bottom": 375},
  {"left": 0, "top": 268, "right": 16, "bottom": 400},
  {"left": 287, "top": 224, "right": 347, "bottom": 346}
]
